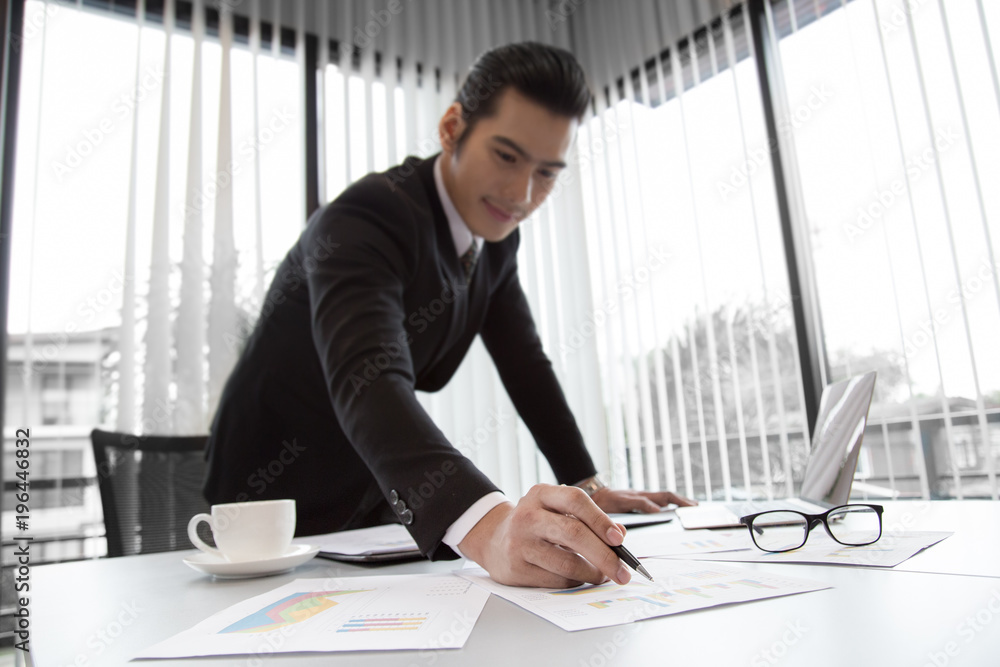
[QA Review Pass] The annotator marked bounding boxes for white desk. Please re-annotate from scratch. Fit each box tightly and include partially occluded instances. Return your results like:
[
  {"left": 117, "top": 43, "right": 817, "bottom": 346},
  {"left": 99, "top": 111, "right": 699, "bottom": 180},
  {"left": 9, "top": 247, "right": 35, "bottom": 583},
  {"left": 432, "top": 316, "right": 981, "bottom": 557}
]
[{"left": 27, "top": 501, "right": 1000, "bottom": 666}]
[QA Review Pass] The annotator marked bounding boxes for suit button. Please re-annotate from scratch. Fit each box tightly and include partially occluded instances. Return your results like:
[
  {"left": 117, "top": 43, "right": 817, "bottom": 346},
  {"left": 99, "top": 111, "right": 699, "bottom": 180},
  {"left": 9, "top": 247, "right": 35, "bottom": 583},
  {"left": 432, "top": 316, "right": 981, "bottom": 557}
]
[
  {"left": 400, "top": 509, "right": 413, "bottom": 525},
  {"left": 389, "top": 490, "right": 399, "bottom": 504}
]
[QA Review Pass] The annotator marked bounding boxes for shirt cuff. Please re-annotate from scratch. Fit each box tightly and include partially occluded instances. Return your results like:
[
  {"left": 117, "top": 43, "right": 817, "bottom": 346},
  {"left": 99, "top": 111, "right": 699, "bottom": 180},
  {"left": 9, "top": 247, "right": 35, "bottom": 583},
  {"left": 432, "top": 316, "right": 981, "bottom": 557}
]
[{"left": 440, "top": 491, "right": 510, "bottom": 562}]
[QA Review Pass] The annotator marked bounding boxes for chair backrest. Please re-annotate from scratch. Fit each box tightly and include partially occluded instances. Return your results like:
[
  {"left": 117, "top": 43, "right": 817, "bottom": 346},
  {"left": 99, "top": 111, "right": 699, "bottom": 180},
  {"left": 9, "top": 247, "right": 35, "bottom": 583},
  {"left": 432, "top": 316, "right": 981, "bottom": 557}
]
[{"left": 90, "top": 428, "right": 210, "bottom": 558}]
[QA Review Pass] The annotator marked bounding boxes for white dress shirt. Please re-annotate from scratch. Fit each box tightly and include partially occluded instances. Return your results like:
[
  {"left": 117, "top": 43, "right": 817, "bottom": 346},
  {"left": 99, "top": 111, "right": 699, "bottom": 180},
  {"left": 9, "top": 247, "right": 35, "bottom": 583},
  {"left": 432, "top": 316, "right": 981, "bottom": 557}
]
[{"left": 432, "top": 154, "right": 511, "bottom": 561}]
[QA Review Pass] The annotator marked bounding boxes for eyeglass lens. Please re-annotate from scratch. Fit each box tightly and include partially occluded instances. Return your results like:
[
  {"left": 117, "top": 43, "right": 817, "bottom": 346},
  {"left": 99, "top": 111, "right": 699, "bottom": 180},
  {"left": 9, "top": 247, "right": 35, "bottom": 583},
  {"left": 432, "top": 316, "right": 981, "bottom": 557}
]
[
  {"left": 748, "top": 511, "right": 809, "bottom": 552},
  {"left": 826, "top": 505, "right": 881, "bottom": 546},
  {"left": 749, "top": 505, "right": 881, "bottom": 552}
]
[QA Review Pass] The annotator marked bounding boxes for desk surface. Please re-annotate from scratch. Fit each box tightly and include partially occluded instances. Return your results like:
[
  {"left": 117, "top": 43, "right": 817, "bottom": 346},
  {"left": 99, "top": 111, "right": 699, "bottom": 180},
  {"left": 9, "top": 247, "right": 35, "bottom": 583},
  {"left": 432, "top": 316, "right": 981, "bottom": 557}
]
[{"left": 28, "top": 500, "right": 1000, "bottom": 666}]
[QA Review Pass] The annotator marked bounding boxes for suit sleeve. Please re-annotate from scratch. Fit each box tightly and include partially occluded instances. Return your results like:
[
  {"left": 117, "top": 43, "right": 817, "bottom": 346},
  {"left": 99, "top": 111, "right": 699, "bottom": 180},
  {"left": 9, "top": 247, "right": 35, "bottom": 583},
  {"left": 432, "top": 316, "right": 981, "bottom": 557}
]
[
  {"left": 303, "top": 197, "right": 499, "bottom": 561},
  {"left": 478, "top": 250, "right": 598, "bottom": 485}
]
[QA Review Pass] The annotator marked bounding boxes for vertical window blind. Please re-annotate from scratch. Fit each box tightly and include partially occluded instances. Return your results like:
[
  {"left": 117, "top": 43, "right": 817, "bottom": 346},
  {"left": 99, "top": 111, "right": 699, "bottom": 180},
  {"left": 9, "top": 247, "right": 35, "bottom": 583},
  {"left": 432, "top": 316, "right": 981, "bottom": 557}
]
[
  {"left": 571, "top": 1, "right": 807, "bottom": 501},
  {"left": 6, "top": 1, "right": 999, "bottom": 571},
  {"left": 762, "top": 0, "right": 1000, "bottom": 501}
]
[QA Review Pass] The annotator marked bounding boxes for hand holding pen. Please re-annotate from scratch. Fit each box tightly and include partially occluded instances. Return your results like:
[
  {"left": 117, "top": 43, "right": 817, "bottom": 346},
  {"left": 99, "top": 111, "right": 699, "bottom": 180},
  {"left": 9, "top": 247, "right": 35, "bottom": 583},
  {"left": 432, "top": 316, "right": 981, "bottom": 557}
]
[{"left": 458, "top": 484, "right": 655, "bottom": 589}]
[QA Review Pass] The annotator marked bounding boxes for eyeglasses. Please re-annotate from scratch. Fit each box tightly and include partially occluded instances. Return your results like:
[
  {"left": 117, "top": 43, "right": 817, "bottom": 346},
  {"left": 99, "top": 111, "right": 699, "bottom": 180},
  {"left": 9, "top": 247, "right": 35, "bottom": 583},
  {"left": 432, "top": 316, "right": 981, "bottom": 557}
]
[{"left": 739, "top": 504, "right": 884, "bottom": 553}]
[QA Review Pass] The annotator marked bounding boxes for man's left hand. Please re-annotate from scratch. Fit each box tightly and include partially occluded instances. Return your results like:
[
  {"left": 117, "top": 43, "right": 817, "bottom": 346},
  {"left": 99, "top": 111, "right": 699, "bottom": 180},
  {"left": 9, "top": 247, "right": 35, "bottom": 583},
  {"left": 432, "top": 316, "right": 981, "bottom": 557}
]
[{"left": 591, "top": 488, "right": 697, "bottom": 513}]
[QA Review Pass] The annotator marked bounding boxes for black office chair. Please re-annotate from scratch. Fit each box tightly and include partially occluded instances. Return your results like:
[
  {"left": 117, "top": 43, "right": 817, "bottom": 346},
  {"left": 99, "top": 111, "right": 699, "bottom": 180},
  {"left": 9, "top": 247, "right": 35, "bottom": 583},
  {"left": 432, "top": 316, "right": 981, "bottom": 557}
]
[{"left": 90, "top": 428, "right": 211, "bottom": 558}]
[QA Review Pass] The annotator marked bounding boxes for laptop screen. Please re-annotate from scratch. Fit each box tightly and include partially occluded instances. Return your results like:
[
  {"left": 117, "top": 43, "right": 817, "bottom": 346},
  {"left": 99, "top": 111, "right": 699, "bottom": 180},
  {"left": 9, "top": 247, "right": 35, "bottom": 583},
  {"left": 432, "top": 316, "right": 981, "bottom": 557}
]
[{"left": 799, "top": 371, "right": 877, "bottom": 507}]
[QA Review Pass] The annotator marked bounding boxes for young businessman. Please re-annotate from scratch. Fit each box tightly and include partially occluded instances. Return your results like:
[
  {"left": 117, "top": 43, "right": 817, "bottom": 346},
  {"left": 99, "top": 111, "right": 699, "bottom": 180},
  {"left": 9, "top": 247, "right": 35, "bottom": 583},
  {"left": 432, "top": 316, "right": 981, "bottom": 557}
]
[{"left": 204, "top": 41, "right": 694, "bottom": 588}]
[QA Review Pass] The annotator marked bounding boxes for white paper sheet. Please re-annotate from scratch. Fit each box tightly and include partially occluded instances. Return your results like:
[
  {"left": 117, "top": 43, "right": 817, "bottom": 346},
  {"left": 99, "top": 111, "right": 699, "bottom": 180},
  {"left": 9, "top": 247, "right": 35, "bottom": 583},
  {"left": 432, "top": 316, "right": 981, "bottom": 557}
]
[
  {"left": 623, "top": 528, "right": 753, "bottom": 557},
  {"left": 460, "top": 560, "right": 830, "bottom": 632},
  {"left": 665, "top": 530, "right": 953, "bottom": 568},
  {"left": 138, "top": 574, "right": 489, "bottom": 659}
]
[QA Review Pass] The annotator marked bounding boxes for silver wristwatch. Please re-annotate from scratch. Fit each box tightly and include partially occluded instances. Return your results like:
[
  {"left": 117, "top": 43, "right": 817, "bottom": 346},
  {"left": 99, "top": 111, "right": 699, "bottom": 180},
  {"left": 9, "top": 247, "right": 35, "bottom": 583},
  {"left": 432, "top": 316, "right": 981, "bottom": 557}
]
[{"left": 573, "top": 474, "right": 607, "bottom": 497}]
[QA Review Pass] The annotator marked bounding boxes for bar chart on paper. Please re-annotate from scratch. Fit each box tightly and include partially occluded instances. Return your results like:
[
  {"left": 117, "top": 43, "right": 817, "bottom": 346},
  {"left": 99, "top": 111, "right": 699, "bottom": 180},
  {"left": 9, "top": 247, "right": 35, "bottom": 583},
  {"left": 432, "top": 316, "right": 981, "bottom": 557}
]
[
  {"left": 220, "top": 589, "right": 371, "bottom": 633},
  {"left": 337, "top": 614, "right": 429, "bottom": 632},
  {"left": 461, "top": 560, "right": 831, "bottom": 631},
  {"left": 138, "top": 574, "right": 490, "bottom": 658}
]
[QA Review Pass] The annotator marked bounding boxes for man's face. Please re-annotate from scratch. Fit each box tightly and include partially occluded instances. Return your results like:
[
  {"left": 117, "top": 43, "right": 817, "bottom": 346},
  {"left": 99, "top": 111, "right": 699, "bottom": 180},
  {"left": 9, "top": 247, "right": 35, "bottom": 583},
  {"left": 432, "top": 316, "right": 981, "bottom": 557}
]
[{"left": 438, "top": 87, "right": 578, "bottom": 243}]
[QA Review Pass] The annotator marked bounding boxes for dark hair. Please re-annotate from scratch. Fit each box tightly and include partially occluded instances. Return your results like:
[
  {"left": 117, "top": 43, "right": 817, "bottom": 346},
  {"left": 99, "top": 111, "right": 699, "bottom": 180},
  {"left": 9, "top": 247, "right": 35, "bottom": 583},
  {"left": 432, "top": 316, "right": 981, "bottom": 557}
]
[{"left": 453, "top": 41, "right": 592, "bottom": 152}]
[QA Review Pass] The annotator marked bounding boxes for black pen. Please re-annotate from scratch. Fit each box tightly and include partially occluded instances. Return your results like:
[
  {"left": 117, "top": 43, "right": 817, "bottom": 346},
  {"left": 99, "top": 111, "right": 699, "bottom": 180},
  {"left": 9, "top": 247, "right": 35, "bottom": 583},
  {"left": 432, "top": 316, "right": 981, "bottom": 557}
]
[{"left": 611, "top": 543, "right": 654, "bottom": 582}]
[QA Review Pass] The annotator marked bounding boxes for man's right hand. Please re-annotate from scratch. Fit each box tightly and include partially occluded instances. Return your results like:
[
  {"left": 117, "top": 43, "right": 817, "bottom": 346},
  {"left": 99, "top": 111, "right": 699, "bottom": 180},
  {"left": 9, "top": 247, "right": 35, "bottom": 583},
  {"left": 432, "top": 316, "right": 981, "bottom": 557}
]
[{"left": 457, "top": 483, "right": 632, "bottom": 588}]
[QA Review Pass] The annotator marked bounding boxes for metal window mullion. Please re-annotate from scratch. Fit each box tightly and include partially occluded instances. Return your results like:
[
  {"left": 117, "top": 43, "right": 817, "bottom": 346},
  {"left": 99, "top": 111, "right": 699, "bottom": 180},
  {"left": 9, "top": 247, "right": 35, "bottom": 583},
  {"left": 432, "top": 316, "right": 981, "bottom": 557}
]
[
  {"left": 755, "top": 0, "right": 827, "bottom": 431},
  {"left": 759, "top": 0, "right": 801, "bottom": 497}
]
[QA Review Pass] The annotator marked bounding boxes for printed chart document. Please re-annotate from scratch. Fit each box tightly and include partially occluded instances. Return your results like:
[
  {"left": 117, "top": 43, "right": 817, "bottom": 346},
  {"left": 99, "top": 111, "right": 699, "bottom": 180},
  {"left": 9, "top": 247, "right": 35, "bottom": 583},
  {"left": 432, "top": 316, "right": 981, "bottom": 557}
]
[
  {"left": 624, "top": 528, "right": 753, "bottom": 558},
  {"left": 460, "top": 559, "right": 829, "bottom": 632},
  {"left": 294, "top": 524, "right": 422, "bottom": 562},
  {"left": 672, "top": 531, "right": 953, "bottom": 568},
  {"left": 138, "top": 574, "right": 489, "bottom": 659}
]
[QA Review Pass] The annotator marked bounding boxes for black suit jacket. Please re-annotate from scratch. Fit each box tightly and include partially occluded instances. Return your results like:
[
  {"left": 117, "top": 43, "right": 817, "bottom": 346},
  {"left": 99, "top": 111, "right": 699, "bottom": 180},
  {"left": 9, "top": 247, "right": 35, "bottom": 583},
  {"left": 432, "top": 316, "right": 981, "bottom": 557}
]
[{"left": 204, "top": 153, "right": 597, "bottom": 560}]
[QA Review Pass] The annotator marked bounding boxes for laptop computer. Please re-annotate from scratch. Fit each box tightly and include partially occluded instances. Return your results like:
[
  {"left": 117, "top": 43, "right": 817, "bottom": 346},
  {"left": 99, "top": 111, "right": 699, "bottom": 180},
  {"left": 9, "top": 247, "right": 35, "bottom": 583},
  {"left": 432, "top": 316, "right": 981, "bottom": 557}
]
[{"left": 675, "top": 370, "right": 877, "bottom": 530}]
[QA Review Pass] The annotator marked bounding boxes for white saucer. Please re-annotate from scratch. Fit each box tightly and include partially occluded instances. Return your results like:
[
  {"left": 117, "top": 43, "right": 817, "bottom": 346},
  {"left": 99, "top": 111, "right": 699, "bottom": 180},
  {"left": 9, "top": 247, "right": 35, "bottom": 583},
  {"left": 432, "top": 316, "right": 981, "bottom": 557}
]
[{"left": 183, "top": 544, "right": 320, "bottom": 579}]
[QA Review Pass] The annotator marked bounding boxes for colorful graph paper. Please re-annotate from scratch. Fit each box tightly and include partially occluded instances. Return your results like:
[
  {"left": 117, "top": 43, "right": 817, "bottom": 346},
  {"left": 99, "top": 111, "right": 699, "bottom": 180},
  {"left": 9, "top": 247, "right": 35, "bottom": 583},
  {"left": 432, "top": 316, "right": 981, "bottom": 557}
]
[{"left": 220, "top": 590, "right": 370, "bottom": 634}]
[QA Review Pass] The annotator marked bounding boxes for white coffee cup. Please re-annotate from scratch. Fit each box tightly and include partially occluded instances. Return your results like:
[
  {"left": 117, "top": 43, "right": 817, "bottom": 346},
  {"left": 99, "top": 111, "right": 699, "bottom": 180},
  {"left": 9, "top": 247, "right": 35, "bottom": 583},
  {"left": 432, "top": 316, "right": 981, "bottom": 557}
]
[{"left": 187, "top": 499, "right": 296, "bottom": 562}]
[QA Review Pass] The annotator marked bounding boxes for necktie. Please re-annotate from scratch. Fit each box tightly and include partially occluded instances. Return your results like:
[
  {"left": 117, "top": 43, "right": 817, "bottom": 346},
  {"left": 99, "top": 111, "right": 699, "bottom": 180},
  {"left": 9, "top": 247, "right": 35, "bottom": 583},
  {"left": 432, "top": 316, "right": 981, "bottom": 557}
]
[{"left": 460, "top": 241, "right": 479, "bottom": 285}]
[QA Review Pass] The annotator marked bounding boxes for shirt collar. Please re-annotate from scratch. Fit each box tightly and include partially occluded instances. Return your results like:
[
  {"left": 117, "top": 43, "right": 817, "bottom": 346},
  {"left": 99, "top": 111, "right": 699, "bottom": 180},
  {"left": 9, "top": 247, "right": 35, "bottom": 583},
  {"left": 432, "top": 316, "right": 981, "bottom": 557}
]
[{"left": 433, "top": 154, "right": 482, "bottom": 258}]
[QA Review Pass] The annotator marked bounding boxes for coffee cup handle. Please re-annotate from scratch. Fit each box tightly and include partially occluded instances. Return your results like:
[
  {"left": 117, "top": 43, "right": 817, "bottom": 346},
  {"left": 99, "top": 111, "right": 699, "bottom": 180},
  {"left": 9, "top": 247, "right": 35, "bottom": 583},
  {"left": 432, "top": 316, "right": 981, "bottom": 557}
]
[{"left": 187, "top": 513, "right": 223, "bottom": 558}]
